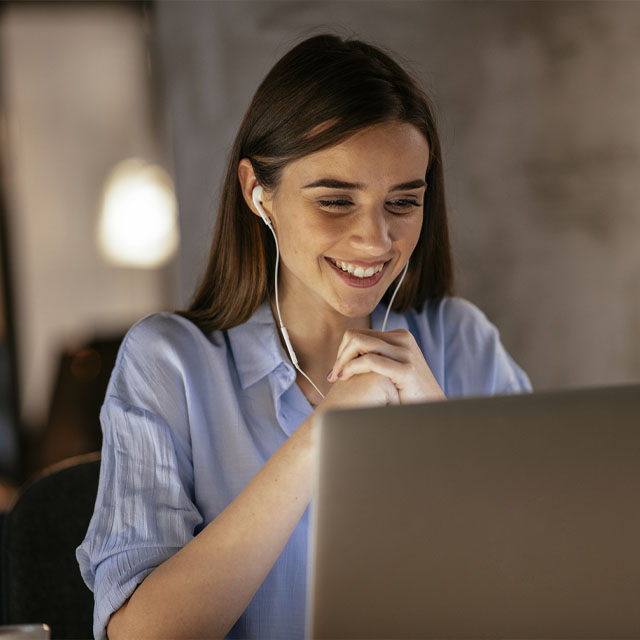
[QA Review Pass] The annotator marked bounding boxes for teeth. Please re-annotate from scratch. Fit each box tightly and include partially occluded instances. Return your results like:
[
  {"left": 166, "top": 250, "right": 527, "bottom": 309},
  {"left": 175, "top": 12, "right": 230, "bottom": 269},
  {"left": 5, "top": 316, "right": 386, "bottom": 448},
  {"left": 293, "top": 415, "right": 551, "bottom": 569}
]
[{"left": 334, "top": 260, "right": 384, "bottom": 278}]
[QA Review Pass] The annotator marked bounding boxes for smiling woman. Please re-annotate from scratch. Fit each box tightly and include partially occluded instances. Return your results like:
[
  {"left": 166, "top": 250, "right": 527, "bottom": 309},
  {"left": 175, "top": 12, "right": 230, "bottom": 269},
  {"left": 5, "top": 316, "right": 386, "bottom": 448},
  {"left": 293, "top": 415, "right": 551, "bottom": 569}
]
[{"left": 77, "top": 34, "right": 531, "bottom": 640}]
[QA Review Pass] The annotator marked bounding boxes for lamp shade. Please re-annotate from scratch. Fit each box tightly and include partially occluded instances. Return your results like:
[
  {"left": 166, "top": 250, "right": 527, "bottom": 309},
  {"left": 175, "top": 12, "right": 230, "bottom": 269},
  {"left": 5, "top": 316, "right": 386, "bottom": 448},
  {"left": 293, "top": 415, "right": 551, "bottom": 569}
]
[{"left": 97, "top": 158, "right": 179, "bottom": 268}]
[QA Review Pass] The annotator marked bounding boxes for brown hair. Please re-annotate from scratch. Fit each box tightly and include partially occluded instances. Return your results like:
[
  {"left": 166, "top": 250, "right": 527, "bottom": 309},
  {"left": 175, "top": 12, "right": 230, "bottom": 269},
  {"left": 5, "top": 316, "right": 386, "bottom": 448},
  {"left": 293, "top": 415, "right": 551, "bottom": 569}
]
[{"left": 181, "top": 34, "right": 454, "bottom": 332}]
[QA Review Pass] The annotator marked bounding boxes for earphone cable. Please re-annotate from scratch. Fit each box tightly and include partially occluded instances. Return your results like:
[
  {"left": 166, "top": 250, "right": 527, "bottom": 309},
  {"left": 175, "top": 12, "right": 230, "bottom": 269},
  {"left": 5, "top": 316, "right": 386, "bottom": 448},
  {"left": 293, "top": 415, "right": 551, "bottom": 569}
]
[
  {"left": 267, "top": 223, "right": 326, "bottom": 400},
  {"left": 381, "top": 260, "right": 409, "bottom": 332}
]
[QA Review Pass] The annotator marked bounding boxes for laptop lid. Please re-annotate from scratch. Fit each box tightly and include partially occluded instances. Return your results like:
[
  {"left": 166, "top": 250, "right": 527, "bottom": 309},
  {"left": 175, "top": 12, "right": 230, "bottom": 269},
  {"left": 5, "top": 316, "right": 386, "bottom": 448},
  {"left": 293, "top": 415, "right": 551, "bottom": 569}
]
[{"left": 308, "top": 385, "right": 640, "bottom": 639}]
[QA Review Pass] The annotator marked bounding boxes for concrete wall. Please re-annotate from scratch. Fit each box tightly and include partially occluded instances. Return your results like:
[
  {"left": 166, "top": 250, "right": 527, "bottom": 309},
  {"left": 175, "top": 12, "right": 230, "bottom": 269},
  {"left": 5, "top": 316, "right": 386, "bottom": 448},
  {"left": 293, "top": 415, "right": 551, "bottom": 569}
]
[
  {"left": 1, "top": 4, "right": 171, "bottom": 428},
  {"left": 155, "top": 0, "right": 640, "bottom": 392}
]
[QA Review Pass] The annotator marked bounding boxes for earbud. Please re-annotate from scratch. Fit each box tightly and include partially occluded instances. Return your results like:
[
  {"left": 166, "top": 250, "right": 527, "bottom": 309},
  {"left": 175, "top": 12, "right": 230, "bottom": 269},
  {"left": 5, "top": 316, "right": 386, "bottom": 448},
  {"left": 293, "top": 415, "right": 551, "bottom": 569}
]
[{"left": 252, "top": 186, "right": 272, "bottom": 228}]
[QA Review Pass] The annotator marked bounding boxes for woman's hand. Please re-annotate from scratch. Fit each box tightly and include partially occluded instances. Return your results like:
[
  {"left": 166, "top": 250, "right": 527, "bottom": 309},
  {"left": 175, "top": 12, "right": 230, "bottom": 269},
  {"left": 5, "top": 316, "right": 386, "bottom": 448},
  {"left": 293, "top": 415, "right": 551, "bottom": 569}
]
[
  {"left": 327, "top": 328, "right": 445, "bottom": 404},
  {"left": 318, "top": 371, "right": 400, "bottom": 414}
]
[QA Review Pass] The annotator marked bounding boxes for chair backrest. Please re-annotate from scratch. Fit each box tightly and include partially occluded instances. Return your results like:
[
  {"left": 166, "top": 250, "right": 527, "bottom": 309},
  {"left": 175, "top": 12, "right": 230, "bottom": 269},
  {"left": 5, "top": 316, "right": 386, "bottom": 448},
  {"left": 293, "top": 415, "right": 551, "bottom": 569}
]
[{"left": 1, "top": 453, "right": 100, "bottom": 640}]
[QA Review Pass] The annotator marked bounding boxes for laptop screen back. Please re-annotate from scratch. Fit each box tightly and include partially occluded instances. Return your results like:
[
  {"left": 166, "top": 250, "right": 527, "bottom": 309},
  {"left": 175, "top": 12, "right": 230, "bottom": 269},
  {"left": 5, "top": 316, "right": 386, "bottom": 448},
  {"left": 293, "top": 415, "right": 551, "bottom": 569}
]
[{"left": 308, "top": 385, "right": 640, "bottom": 639}]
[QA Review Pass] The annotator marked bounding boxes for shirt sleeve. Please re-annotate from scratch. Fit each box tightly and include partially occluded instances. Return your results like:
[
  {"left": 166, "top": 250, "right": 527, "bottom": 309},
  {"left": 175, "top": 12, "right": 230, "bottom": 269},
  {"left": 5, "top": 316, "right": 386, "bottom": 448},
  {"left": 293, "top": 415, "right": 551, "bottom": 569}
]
[
  {"left": 76, "top": 316, "right": 204, "bottom": 640},
  {"left": 432, "top": 297, "right": 532, "bottom": 398}
]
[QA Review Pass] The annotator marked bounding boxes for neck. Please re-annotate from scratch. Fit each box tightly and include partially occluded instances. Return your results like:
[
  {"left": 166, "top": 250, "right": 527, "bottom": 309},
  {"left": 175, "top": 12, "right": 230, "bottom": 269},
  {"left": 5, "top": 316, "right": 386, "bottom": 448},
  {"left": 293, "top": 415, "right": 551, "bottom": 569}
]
[{"left": 269, "top": 296, "right": 370, "bottom": 397}]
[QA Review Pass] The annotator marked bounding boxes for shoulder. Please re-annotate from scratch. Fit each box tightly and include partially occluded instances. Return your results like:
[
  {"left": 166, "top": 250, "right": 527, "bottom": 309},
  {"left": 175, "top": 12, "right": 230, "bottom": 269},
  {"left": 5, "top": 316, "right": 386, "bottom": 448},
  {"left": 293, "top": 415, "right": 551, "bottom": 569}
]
[
  {"left": 404, "top": 296, "right": 497, "bottom": 347},
  {"left": 116, "top": 312, "right": 227, "bottom": 374},
  {"left": 106, "top": 312, "right": 227, "bottom": 412},
  {"left": 434, "top": 296, "right": 500, "bottom": 344},
  {"left": 404, "top": 297, "right": 531, "bottom": 397},
  {"left": 118, "top": 312, "right": 222, "bottom": 361}
]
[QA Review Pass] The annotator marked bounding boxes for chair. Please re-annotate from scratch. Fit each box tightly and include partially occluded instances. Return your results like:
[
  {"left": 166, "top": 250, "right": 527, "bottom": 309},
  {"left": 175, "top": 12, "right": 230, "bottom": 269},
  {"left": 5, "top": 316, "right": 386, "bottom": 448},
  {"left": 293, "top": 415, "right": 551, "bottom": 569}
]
[{"left": 1, "top": 452, "right": 101, "bottom": 639}]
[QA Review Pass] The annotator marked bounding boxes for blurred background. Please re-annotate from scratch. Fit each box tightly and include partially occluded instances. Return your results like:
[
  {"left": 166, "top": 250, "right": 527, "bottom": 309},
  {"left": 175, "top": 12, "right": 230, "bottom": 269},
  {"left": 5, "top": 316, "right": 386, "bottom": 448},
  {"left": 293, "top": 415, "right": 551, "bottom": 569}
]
[{"left": 1, "top": 0, "right": 639, "bottom": 492}]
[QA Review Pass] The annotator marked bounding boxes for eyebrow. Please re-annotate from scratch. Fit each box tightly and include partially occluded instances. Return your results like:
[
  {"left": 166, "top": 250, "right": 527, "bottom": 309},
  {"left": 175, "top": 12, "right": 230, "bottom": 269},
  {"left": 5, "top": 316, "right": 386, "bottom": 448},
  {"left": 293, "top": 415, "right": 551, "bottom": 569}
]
[{"left": 302, "top": 178, "right": 426, "bottom": 191}]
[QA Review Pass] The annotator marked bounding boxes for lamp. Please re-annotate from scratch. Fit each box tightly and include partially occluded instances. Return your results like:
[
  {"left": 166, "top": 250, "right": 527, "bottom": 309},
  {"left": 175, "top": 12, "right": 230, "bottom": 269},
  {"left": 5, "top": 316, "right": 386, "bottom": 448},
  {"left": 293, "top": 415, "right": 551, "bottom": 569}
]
[{"left": 97, "top": 158, "right": 179, "bottom": 268}]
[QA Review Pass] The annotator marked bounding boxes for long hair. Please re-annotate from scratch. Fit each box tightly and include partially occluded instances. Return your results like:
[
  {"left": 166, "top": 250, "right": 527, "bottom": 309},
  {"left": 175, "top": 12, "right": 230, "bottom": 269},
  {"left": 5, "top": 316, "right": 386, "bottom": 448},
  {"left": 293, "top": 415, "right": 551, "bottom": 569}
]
[{"left": 181, "top": 34, "right": 454, "bottom": 333}]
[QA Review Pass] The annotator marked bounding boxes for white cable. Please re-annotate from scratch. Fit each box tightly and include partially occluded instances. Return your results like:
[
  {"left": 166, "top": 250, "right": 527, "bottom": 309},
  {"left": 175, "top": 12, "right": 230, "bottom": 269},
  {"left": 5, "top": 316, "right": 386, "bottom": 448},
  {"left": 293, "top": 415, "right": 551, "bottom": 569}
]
[
  {"left": 265, "top": 221, "right": 326, "bottom": 400},
  {"left": 381, "top": 260, "right": 409, "bottom": 332}
]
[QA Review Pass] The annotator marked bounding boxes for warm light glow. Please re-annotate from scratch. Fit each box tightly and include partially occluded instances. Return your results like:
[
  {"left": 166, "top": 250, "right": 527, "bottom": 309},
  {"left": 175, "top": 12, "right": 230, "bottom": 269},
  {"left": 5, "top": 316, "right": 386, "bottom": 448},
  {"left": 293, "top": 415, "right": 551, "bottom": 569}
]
[{"left": 98, "top": 159, "right": 179, "bottom": 268}]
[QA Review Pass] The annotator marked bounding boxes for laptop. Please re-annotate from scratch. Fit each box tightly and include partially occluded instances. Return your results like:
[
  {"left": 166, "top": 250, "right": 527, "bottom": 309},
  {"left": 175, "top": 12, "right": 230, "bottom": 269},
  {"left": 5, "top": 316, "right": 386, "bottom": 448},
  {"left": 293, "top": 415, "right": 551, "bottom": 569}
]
[{"left": 307, "top": 384, "right": 640, "bottom": 639}]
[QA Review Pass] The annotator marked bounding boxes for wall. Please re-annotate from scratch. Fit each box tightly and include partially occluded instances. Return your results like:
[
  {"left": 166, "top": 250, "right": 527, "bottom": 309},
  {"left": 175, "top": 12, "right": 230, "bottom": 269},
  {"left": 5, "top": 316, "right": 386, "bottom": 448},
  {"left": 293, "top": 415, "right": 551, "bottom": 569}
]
[
  {"left": 154, "top": 0, "right": 640, "bottom": 391},
  {"left": 1, "top": 4, "right": 172, "bottom": 429}
]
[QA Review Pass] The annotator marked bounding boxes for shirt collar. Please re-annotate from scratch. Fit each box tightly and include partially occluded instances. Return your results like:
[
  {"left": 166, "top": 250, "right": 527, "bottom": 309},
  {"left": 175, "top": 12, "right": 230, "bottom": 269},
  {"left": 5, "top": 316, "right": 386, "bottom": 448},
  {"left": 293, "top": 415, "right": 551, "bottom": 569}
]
[
  {"left": 371, "top": 302, "right": 409, "bottom": 332},
  {"left": 226, "top": 301, "right": 294, "bottom": 391},
  {"left": 227, "top": 301, "right": 410, "bottom": 391}
]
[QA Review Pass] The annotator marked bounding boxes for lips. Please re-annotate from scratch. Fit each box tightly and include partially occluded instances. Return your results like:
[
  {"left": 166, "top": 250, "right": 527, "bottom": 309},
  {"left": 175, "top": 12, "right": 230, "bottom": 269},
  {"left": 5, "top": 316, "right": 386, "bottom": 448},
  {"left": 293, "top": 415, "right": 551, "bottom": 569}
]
[
  {"left": 330, "top": 258, "right": 385, "bottom": 278},
  {"left": 326, "top": 257, "right": 390, "bottom": 288}
]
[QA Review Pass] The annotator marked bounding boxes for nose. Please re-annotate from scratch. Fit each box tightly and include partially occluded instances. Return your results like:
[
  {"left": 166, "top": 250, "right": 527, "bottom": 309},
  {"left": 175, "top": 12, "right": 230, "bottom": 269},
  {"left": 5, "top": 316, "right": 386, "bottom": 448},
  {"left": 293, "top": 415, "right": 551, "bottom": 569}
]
[{"left": 348, "top": 206, "right": 393, "bottom": 256}]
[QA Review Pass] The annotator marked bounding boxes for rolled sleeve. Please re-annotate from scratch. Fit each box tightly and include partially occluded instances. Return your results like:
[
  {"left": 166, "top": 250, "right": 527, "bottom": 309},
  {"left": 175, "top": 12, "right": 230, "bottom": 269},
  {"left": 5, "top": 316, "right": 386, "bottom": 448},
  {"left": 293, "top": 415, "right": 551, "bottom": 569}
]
[{"left": 76, "top": 398, "right": 203, "bottom": 640}]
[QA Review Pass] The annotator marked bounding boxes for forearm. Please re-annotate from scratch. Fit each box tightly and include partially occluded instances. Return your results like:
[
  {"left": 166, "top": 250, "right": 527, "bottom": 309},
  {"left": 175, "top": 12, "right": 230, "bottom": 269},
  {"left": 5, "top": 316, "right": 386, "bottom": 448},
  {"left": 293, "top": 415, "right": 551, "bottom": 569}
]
[{"left": 107, "top": 418, "right": 314, "bottom": 640}]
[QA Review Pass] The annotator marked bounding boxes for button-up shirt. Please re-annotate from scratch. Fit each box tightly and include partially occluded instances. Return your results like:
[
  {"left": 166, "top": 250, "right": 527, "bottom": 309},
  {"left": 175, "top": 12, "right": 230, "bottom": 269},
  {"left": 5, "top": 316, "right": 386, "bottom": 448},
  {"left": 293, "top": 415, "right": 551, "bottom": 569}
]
[{"left": 77, "top": 297, "right": 531, "bottom": 639}]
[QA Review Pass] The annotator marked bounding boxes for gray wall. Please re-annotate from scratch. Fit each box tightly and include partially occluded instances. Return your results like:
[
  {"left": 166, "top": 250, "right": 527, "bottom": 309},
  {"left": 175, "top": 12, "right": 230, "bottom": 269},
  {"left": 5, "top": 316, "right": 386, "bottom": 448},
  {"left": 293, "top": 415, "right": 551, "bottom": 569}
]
[
  {"left": 2, "top": 4, "right": 171, "bottom": 428},
  {"left": 155, "top": 0, "right": 640, "bottom": 392}
]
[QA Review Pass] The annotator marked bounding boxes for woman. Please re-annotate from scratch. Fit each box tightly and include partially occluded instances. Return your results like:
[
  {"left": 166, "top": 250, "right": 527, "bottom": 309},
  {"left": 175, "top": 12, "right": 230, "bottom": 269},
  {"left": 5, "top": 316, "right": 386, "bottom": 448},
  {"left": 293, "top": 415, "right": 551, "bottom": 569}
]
[{"left": 77, "top": 34, "right": 530, "bottom": 639}]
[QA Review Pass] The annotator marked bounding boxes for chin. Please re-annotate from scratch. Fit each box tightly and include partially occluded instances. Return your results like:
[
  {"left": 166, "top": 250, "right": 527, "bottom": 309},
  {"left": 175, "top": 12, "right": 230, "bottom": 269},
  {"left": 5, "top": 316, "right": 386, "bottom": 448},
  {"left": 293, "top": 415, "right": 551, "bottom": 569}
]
[{"left": 331, "top": 295, "right": 381, "bottom": 320}]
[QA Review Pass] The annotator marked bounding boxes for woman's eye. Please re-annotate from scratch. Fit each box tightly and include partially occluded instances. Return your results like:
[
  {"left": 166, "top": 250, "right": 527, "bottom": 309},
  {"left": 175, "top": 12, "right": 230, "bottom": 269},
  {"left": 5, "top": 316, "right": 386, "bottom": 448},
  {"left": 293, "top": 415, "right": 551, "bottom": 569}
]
[
  {"left": 317, "top": 198, "right": 422, "bottom": 213},
  {"left": 318, "top": 199, "right": 353, "bottom": 209},
  {"left": 386, "top": 199, "right": 422, "bottom": 213}
]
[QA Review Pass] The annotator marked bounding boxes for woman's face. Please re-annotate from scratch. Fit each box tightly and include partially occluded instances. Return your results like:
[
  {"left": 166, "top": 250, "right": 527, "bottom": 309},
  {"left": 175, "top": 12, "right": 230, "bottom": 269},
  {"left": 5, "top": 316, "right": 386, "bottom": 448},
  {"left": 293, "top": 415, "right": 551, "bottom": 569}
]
[{"left": 266, "top": 121, "right": 429, "bottom": 320}]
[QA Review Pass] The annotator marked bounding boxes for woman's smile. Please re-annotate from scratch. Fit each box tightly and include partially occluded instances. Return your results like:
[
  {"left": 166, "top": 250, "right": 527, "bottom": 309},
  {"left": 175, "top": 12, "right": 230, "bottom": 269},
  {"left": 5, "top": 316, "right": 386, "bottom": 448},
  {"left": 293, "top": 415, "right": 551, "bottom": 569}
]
[{"left": 325, "top": 257, "right": 390, "bottom": 288}]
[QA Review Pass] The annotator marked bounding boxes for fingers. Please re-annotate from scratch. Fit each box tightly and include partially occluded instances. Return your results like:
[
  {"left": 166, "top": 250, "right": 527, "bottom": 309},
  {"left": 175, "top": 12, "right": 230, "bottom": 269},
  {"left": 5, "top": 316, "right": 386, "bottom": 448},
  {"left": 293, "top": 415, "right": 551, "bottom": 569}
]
[
  {"left": 335, "top": 328, "right": 408, "bottom": 362},
  {"left": 335, "top": 352, "right": 411, "bottom": 389},
  {"left": 329, "top": 329, "right": 415, "bottom": 382},
  {"left": 327, "top": 328, "right": 446, "bottom": 404},
  {"left": 318, "top": 371, "right": 400, "bottom": 413}
]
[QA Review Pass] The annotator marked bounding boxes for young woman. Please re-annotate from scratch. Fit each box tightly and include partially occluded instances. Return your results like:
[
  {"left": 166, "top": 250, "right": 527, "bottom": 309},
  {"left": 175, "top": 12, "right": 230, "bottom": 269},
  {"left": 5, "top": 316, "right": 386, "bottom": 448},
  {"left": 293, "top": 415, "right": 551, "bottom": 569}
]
[{"left": 77, "top": 34, "right": 530, "bottom": 640}]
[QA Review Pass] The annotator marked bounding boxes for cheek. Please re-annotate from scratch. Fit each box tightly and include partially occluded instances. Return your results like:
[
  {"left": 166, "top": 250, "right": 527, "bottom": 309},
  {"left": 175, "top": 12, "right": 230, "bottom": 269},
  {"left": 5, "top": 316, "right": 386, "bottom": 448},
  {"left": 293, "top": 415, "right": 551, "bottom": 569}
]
[
  {"left": 293, "top": 212, "right": 347, "bottom": 250},
  {"left": 276, "top": 213, "right": 338, "bottom": 268},
  {"left": 395, "top": 213, "right": 423, "bottom": 252},
  {"left": 274, "top": 199, "right": 333, "bottom": 241}
]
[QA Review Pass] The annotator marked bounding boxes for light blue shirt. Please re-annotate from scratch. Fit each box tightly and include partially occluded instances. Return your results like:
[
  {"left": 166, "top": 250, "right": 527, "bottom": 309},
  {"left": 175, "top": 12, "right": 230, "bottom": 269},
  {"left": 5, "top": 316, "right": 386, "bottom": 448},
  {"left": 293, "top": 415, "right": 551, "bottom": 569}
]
[{"left": 77, "top": 297, "right": 531, "bottom": 640}]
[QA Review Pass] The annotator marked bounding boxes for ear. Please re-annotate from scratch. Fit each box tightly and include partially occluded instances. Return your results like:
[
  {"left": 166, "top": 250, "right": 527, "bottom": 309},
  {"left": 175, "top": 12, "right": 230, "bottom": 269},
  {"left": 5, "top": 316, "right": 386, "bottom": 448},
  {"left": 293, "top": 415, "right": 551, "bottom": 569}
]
[{"left": 238, "top": 158, "right": 274, "bottom": 221}]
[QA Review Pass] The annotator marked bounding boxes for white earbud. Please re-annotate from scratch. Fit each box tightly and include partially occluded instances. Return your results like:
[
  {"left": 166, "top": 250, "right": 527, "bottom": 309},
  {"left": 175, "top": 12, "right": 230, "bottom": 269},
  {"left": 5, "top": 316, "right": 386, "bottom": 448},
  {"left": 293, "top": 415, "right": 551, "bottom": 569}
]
[{"left": 252, "top": 186, "right": 272, "bottom": 227}]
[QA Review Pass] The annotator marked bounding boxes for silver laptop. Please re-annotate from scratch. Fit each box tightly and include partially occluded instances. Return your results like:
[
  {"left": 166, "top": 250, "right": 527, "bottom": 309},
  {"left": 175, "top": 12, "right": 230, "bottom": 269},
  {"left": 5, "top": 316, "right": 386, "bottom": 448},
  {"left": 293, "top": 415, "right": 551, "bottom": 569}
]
[{"left": 307, "top": 384, "right": 640, "bottom": 639}]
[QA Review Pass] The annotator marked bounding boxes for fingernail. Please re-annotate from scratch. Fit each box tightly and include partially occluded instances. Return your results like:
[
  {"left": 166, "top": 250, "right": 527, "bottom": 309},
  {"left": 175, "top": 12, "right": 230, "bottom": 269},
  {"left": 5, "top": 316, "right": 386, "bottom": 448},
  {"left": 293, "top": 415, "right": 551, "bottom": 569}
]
[
  {"left": 327, "top": 370, "right": 333, "bottom": 380},
  {"left": 337, "top": 370, "right": 343, "bottom": 378}
]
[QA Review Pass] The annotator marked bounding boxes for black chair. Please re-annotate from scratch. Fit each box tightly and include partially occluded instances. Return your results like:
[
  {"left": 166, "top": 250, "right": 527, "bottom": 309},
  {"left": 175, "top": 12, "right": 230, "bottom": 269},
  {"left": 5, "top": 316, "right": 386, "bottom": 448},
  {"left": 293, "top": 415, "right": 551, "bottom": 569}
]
[{"left": 1, "top": 452, "right": 100, "bottom": 639}]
